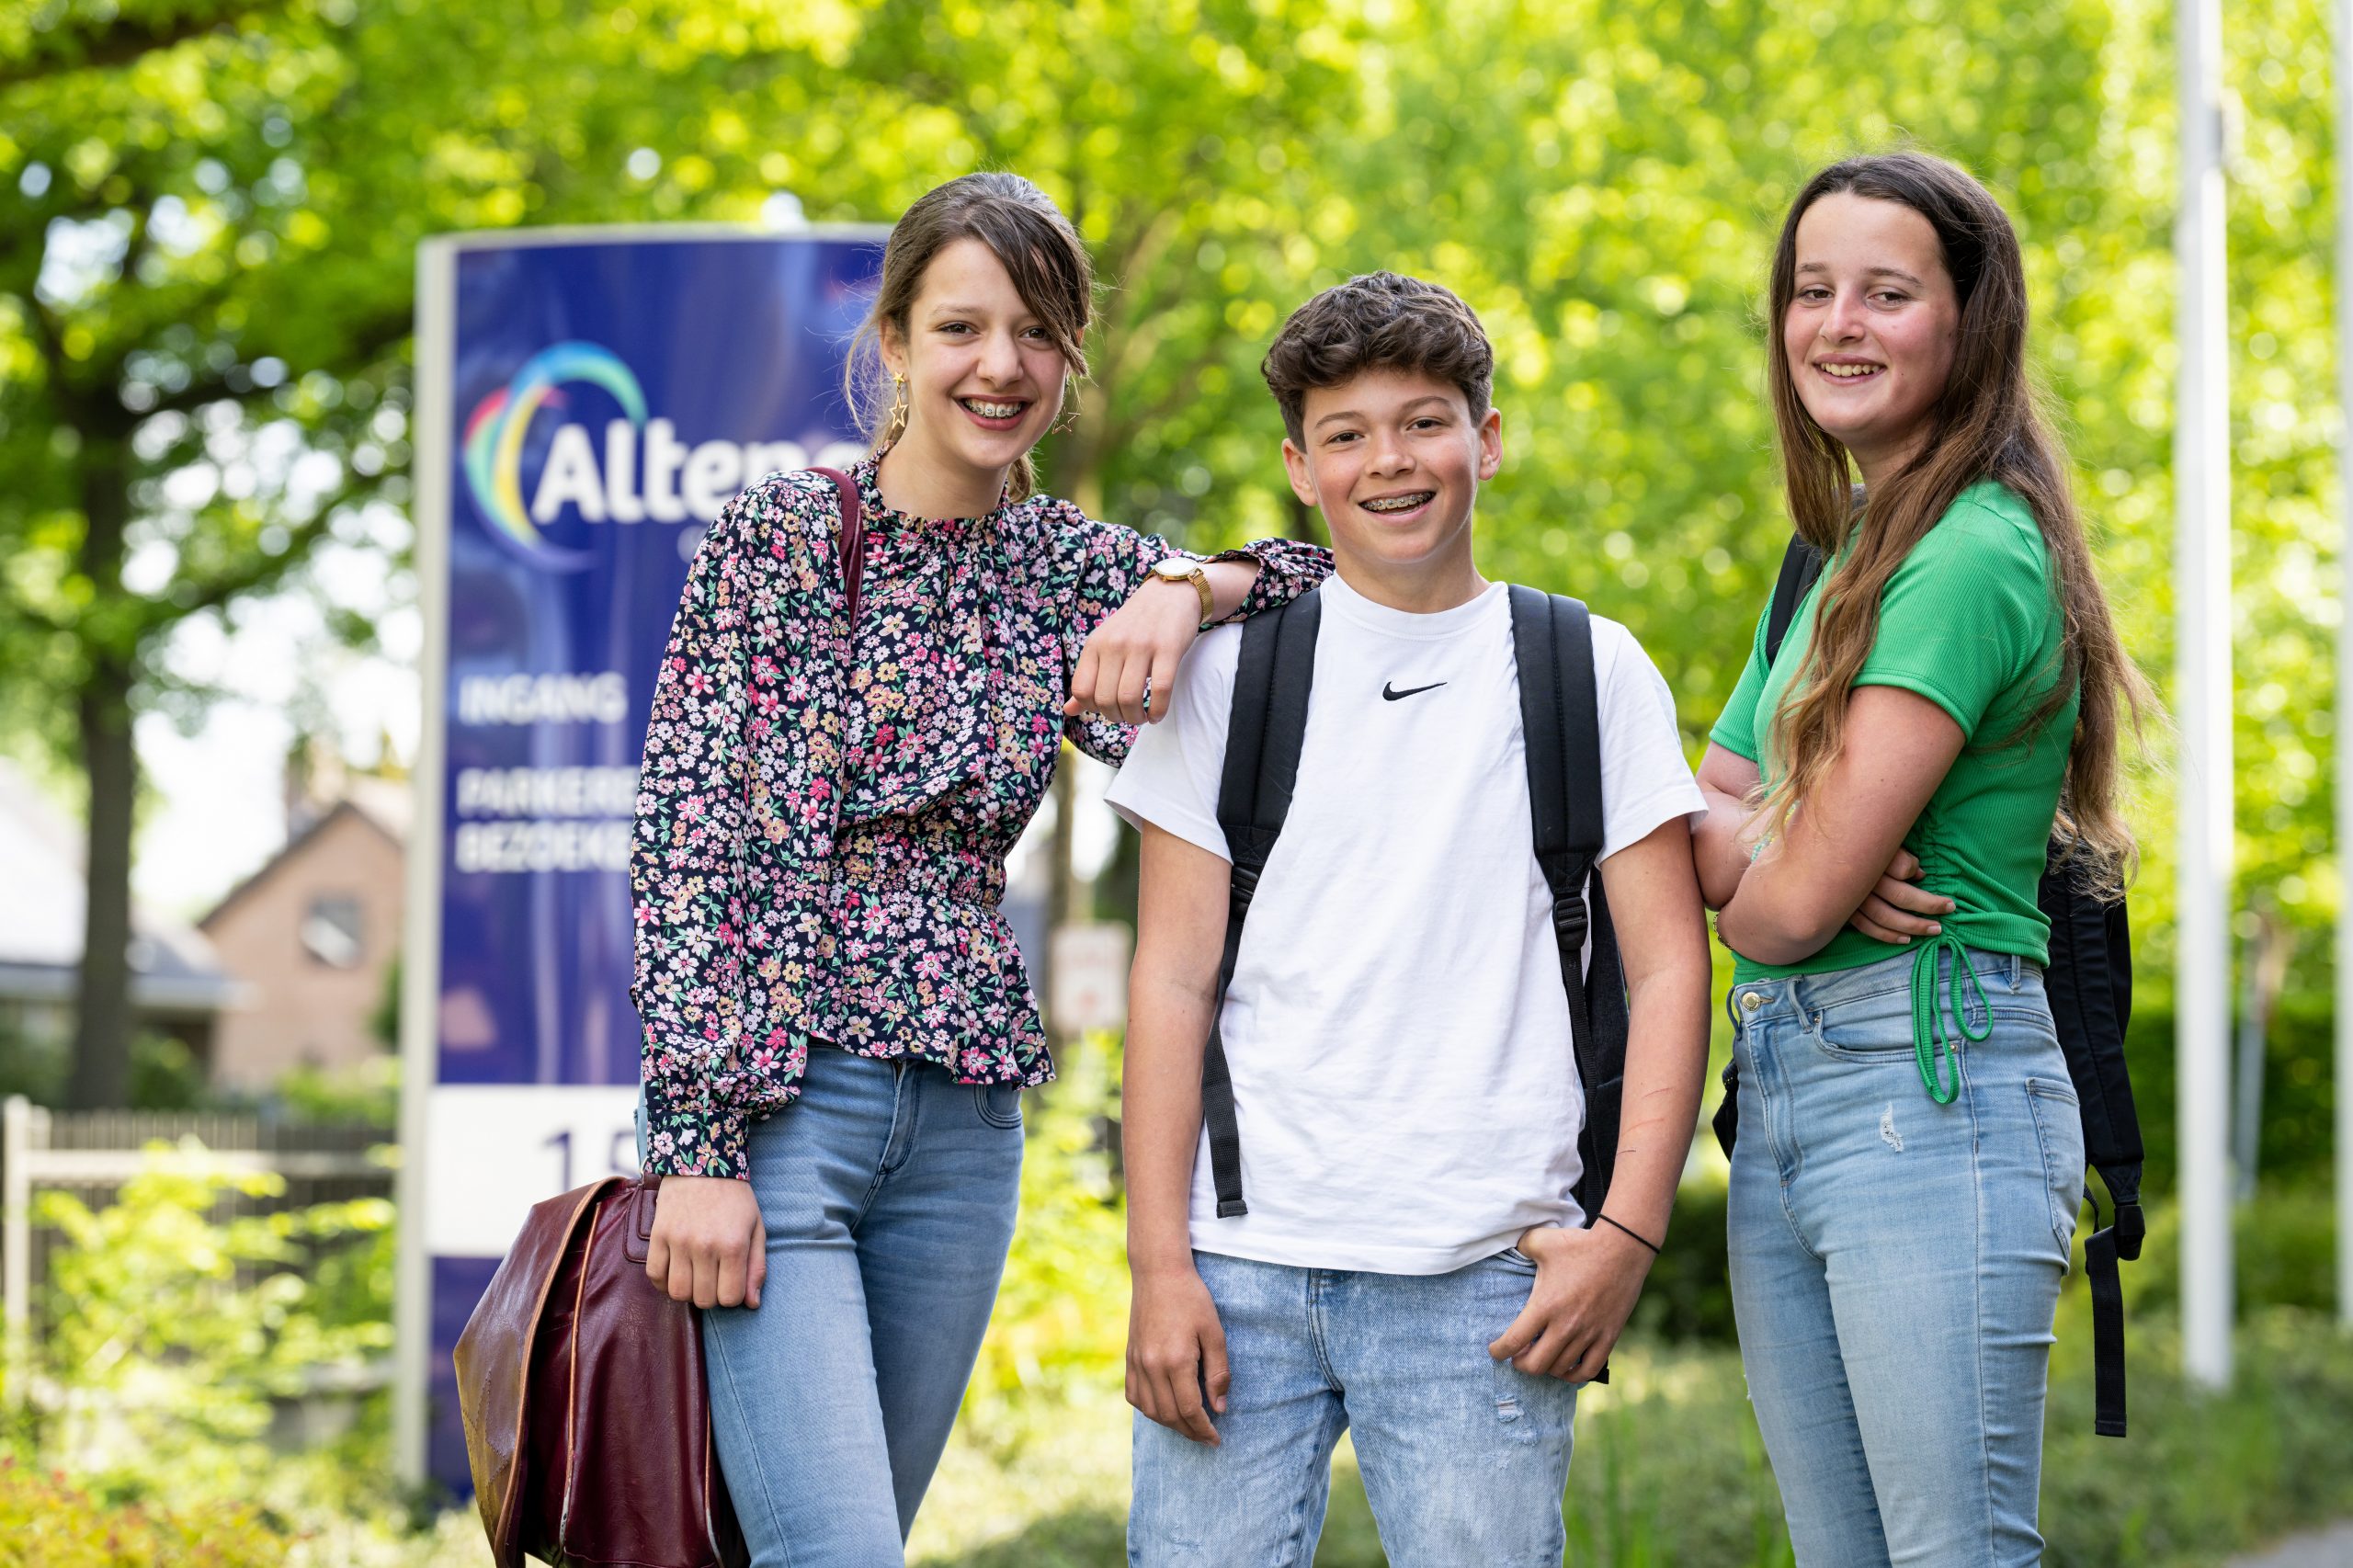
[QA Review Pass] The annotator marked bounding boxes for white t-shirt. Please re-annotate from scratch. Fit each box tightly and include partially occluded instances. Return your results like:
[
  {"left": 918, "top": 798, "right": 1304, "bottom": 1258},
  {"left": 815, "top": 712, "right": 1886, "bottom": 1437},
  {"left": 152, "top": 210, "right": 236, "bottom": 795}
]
[{"left": 1106, "top": 574, "right": 1704, "bottom": 1275}]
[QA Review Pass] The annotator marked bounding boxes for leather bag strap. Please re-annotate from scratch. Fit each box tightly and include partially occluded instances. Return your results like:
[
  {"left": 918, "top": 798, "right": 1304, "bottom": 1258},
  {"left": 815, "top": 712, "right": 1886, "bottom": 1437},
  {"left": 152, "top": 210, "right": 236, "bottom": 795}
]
[{"left": 807, "top": 466, "right": 866, "bottom": 626}]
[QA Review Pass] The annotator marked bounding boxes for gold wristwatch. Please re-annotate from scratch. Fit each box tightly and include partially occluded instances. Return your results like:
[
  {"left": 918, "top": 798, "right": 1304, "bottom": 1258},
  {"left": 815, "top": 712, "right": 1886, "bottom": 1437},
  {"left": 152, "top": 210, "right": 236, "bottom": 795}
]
[{"left": 1149, "top": 557, "right": 1215, "bottom": 629}]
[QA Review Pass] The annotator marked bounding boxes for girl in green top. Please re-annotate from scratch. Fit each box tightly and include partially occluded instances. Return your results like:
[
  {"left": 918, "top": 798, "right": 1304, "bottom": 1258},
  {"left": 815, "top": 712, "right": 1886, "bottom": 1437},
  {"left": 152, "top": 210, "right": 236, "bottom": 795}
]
[{"left": 1693, "top": 153, "right": 2149, "bottom": 1567}]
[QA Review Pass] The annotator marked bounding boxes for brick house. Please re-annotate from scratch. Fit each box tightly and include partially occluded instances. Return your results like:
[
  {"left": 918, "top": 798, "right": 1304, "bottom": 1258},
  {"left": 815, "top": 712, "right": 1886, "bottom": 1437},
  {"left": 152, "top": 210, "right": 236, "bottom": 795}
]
[{"left": 199, "top": 779, "right": 407, "bottom": 1092}]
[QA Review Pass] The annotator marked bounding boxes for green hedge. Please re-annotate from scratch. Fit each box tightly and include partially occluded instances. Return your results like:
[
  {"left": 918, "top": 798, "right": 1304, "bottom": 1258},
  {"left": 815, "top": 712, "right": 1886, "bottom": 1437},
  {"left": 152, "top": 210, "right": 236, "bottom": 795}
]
[
  {"left": 1639, "top": 1168, "right": 2337, "bottom": 1347},
  {"left": 0, "top": 1459, "right": 287, "bottom": 1567},
  {"left": 914, "top": 1310, "right": 2353, "bottom": 1568},
  {"left": 2124, "top": 995, "right": 2336, "bottom": 1192}
]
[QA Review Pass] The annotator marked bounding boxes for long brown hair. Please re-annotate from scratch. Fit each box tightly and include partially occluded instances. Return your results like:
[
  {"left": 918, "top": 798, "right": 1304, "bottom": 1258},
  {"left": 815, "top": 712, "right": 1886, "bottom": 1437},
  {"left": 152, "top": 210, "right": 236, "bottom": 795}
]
[
  {"left": 1760, "top": 152, "right": 2150, "bottom": 894},
  {"left": 845, "top": 172, "right": 1093, "bottom": 503}
]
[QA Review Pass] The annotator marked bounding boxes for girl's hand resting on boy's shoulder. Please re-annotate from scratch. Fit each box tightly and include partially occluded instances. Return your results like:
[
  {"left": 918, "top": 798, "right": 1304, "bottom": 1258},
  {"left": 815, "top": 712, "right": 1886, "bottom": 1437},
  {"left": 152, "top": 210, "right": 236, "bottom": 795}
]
[
  {"left": 1487, "top": 1221, "right": 1656, "bottom": 1381},
  {"left": 1066, "top": 574, "right": 1208, "bottom": 726}
]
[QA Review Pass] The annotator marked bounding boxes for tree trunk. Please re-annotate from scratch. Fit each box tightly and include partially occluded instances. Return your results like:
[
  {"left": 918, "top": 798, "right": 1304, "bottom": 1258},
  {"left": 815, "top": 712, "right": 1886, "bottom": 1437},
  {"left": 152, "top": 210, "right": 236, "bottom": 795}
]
[{"left": 69, "top": 443, "right": 134, "bottom": 1109}]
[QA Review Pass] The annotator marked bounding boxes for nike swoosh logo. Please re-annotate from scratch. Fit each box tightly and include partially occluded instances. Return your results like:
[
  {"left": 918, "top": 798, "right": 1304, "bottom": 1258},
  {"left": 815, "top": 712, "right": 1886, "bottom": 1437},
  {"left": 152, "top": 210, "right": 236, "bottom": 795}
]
[{"left": 1381, "top": 681, "right": 1448, "bottom": 701}]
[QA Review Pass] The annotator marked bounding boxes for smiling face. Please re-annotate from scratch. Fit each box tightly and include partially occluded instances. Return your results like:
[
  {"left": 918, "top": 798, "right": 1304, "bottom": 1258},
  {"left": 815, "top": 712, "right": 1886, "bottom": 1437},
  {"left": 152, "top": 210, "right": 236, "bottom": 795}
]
[
  {"left": 1282, "top": 367, "right": 1501, "bottom": 590},
  {"left": 1781, "top": 191, "right": 1961, "bottom": 483},
  {"left": 880, "top": 236, "right": 1074, "bottom": 505}
]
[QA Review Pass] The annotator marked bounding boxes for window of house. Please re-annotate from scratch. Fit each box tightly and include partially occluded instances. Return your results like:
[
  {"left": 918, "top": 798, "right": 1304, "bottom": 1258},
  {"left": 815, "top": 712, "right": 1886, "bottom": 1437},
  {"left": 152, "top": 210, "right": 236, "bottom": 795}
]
[{"left": 301, "top": 894, "right": 365, "bottom": 968}]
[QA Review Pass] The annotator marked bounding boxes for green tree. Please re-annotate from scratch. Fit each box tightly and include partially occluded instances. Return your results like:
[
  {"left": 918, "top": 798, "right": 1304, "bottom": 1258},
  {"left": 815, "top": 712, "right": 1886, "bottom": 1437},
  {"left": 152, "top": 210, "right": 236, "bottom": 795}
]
[
  {"left": 6, "top": 0, "right": 2338, "bottom": 1108},
  {"left": 0, "top": 0, "right": 770, "bottom": 1102},
  {"left": 2, "top": 2, "right": 413, "bottom": 1103}
]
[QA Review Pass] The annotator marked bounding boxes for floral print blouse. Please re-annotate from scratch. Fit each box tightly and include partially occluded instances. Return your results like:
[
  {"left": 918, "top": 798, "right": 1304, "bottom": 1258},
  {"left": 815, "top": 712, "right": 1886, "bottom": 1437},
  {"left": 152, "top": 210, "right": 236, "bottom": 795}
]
[{"left": 630, "top": 459, "right": 1331, "bottom": 1177}]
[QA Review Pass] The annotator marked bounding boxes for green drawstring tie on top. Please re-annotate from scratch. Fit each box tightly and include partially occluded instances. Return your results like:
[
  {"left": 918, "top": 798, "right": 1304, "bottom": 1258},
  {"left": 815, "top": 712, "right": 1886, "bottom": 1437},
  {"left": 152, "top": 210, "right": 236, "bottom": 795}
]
[{"left": 1907, "top": 933, "right": 1988, "bottom": 1105}]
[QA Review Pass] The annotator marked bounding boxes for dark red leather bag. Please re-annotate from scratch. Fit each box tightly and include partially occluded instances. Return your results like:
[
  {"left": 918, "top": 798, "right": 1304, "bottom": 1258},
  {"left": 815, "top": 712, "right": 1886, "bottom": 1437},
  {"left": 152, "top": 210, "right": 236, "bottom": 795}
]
[
  {"left": 452, "top": 468, "right": 866, "bottom": 1567},
  {"left": 456, "top": 1176, "right": 748, "bottom": 1568}
]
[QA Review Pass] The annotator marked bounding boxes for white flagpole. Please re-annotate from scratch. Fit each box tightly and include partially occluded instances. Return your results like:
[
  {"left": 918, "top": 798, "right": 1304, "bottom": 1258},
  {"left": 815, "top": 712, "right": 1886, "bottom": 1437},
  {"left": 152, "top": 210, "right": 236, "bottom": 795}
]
[{"left": 2176, "top": 0, "right": 2235, "bottom": 1388}]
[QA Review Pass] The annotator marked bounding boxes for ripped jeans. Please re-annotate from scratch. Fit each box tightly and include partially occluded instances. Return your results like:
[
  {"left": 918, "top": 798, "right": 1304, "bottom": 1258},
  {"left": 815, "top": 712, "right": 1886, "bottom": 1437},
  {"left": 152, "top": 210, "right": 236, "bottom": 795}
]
[
  {"left": 1727, "top": 948, "right": 2085, "bottom": 1568},
  {"left": 1128, "top": 1249, "right": 1580, "bottom": 1567}
]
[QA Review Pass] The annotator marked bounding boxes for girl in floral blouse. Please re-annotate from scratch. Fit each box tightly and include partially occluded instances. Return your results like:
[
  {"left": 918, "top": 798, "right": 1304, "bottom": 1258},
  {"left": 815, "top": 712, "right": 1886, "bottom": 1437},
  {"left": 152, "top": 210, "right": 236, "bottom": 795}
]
[{"left": 630, "top": 172, "right": 1329, "bottom": 1565}]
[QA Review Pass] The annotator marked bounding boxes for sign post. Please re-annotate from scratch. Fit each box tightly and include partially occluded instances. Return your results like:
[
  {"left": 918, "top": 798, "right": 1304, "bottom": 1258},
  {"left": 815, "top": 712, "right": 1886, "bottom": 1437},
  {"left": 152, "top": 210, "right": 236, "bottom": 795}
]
[{"left": 394, "top": 226, "right": 886, "bottom": 1489}]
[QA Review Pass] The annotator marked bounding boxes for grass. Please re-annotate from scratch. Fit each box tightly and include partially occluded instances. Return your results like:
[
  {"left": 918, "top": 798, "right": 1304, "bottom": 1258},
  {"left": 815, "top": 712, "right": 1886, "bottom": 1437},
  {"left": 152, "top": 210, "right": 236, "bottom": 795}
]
[{"left": 904, "top": 1309, "right": 2353, "bottom": 1568}]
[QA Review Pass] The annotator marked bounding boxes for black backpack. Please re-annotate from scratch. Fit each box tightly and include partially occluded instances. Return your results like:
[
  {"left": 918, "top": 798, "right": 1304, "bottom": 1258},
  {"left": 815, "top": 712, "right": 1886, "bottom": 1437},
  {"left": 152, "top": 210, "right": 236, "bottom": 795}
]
[
  {"left": 1713, "top": 537, "right": 2146, "bottom": 1437},
  {"left": 1198, "top": 585, "right": 1631, "bottom": 1270}
]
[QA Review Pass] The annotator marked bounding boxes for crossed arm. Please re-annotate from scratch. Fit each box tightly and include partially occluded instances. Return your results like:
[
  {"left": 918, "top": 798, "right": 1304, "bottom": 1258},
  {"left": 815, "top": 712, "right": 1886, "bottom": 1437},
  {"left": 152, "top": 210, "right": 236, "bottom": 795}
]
[
  {"left": 1694, "top": 685, "right": 1966, "bottom": 960},
  {"left": 1120, "top": 815, "right": 1712, "bottom": 1444}
]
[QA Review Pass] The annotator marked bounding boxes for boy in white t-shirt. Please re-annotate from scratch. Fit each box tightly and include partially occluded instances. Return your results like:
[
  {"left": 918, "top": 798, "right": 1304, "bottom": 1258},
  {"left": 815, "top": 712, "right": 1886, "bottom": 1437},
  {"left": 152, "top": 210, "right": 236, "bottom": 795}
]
[{"left": 1108, "top": 272, "right": 1713, "bottom": 1565}]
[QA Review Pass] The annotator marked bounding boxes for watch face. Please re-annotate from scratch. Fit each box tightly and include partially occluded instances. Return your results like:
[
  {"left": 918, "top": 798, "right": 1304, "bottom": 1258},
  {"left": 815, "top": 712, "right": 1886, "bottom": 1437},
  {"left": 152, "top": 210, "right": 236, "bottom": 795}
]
[{"left": 1154, "top": 560, "right": 1194, "bottom": 580}]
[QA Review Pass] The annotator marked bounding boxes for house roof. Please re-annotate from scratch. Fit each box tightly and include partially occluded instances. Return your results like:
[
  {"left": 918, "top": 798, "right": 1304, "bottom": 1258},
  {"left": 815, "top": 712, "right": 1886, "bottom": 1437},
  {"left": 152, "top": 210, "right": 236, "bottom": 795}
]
[
  {"left": 0, "top": 758, "right": 241, "bottom": 1015},
  {"left": 199, "top": 792, "right": 407, "bottom": 932}
]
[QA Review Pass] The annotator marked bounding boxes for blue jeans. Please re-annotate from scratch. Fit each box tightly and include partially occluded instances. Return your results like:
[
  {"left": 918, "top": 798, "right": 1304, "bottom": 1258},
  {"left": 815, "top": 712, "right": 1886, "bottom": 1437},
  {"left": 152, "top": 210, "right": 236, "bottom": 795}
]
[
  {"left": 1128, "top": 1249, "right": 1580, "bottom": 1567},
  {"left": 1727, "top": 948, "right": 2085, "bottom": 1567},
  {"left": 676, "top": 1046, "right": 1023, "bottom": 1567}
]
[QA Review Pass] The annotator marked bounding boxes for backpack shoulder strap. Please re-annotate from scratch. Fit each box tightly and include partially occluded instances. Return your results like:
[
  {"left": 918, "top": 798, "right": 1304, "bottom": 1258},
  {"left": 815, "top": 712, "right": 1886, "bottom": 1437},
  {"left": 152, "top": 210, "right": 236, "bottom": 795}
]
[
  {"left": 2038, "top": 844, "right": 2143, "bottom": 1437},
  {"left": 1507, "top": 585, "right": 1629, "bottom": 1221},
  {"left": 1199, "top": 590, "right": 1322, "bottom": 1218},
  {"left": 1718, "top": 536, "right": 1827, "bottom": 1161},
  {"left": 1764, "top": 535, "right": 1827, "bottom": 668}
]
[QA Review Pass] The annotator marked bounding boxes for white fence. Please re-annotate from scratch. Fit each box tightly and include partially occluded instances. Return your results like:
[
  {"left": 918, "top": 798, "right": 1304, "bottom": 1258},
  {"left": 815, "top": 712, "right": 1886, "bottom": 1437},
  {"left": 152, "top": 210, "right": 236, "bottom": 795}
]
[{"left": 0, "top": 1095, "right": 394, "bottom": 1406}]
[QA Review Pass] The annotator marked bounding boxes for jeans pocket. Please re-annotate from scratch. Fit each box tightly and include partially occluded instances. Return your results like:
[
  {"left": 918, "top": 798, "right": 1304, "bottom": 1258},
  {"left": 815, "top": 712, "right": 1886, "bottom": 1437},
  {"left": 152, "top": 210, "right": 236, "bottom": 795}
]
[
  {"left": 2025, "top": 1078, "right": 2086, "bottom": 1267},
  {"left": 1812, "top": 1008, "right": 1917, "bottom": 1062},
  {"left": 973, "top": 1083, "right": 1024, "bottom": 1130},
  {"left": 1495, "top": 1245, "right": 1540, "bottom": 1272}
]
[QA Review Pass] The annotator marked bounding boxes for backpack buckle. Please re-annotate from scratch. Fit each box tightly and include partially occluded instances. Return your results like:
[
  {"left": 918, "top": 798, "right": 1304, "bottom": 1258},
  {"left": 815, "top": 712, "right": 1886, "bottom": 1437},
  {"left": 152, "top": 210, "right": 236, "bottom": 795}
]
[
  {"left": 1552, "top": 898, "right": 1587, "bottom": 949},
  {"left": 2114, "top": 1200, "right": 2144, "bottom": 1262}
]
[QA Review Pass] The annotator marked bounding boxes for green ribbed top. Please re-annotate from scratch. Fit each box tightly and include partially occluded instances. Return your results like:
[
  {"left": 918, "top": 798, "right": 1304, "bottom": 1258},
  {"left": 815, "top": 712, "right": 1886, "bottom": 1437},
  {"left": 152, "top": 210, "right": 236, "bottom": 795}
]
[{"left": 1711, "top": 481, "right": 2077, "bottom": 983}]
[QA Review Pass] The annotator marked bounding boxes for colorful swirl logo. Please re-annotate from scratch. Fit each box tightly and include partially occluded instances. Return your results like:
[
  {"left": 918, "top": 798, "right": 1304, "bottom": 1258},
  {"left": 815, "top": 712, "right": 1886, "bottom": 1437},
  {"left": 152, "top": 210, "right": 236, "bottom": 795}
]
[{"left": 462, "top": 343, "right": 646, "bottom": 567}]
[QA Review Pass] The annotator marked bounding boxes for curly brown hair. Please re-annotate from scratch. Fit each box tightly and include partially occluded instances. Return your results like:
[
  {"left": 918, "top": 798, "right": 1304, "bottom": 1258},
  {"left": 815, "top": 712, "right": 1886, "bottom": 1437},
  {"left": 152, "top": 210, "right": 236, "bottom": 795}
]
[{"left": 1260, "top": 271, "right": 1493, "bottom": 446}]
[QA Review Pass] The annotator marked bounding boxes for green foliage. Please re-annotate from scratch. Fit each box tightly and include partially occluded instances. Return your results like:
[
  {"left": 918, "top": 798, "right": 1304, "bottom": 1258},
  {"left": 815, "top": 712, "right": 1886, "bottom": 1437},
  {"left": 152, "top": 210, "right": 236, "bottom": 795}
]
[
  {"left": 0, "top": 1025, "right": 225, "bottom": 1110},
  {"left": 1651, "top": 1172, "right": 2343, "bottom": 1348},
  {"left": 2111, "top": 1179, "right": 2340, "bottom": 1321},
  {"left": 961, "top": 1033, "right": 1130, "bottom": 1428},
  {"left": 0, "top": 1456, "right": 288, "bottom": 1568},
  {"left": 0, "top": 1014, "right": 65, "bottom": 1103},
  {"left": 4, "top": 0, "right": 2344, "bottom": 1084},
  {"left": 2122, "top": 997, "right": 2337, "bottom": 1194},
  {"left": 912, "top": 1313, "right": 2353, "bottom": 1566},
  {"left": 1626, "top": 1176, "right": 1735, "bottom": 1344},
  {"left": 2040, "top": 1312, "right": 2353, "bottom": 1566},
  {"left": 270, "top": 1052, "right": 399, "bottom": 1127},
  {"left": 27, "top": 1142, "right": 393, "bottom": 1509},
  {"left": 127, "top": 1029, "right": 208, "bottom": 1110}
]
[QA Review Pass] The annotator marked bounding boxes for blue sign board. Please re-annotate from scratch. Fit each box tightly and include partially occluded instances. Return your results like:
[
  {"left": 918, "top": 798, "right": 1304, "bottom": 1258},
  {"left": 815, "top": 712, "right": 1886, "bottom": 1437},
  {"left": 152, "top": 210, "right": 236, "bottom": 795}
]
[{"left": 396, "top": 229, "right": 885, "bottom": 1492}]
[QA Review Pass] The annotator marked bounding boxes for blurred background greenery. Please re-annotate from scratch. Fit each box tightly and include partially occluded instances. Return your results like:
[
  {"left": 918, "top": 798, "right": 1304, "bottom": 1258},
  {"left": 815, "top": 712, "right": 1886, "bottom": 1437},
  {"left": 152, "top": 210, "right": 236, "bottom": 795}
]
[{"left": 1, "top": 0, "right": 2347, "bottom": 1562}]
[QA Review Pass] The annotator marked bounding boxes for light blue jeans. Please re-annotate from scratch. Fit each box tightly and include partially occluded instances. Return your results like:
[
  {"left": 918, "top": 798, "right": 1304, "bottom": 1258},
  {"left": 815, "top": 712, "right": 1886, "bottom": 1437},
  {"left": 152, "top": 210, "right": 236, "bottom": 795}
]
[
  {"left": 662, "top": 1046, "right": 1025, "bottom": 1567},
  {"left": 1129, "top": 1249, "right": 1581, "bottom": 1567},
  {"left": 1727, "top": 947, "right": 2085, "bottom": 1567}
]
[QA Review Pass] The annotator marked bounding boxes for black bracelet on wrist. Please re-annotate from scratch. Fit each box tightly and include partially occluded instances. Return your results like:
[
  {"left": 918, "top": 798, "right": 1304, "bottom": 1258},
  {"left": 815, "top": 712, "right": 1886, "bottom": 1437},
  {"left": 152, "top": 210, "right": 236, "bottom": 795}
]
[{"left": 1596, "top": 1212, "right": 1662, "bottom": 1256}]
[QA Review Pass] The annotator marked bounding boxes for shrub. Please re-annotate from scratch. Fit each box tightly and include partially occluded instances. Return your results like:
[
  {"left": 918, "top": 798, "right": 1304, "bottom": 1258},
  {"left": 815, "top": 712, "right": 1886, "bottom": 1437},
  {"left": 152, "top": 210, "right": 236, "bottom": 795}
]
[
  {"left": 1631, "top": 1176, "right": 1735, "bottom": 1342},
  {"left": 0, "top": 1457, "right": 289, "bottom": 1567},
  {"left": 2112, "top": 1178, "right": 2336, "bottom": 1320},
  {"left": 961, "top": 1034, "right": 1131, "bottom": 1433},
  {"left": 270, "top": 1054, "right": 401, "bottom": 1127},
  {"left": 2125, "top": 994, "right": 2336, "bottom": 1192},
  {"left": 26, "top": 1142, "right": 394, "bottom": 1510}
]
